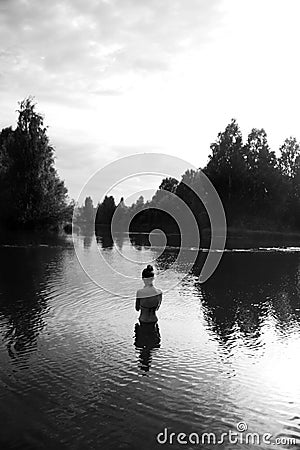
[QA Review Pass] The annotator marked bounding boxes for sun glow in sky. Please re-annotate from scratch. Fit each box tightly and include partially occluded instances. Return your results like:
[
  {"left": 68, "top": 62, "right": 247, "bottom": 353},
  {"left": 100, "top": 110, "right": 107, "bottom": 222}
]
[{"left": 1, "top": 0, "right": 300, "bottom": 203}]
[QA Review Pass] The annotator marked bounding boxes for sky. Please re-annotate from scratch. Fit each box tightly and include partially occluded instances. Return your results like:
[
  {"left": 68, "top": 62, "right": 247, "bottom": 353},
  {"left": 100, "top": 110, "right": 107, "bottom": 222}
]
[{"left": 1, "top": 0, "right": 300, "bottom": 205}]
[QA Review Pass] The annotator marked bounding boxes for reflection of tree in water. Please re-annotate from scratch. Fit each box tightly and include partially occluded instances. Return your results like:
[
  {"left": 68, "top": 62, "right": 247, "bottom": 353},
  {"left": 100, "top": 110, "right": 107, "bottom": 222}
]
[
  {"left": 94, "top": 229, "right": 125, "bottom": 250},
  {"left": 129, "top": 232, "right": 181, "bottom": 272},
  {"left": 0, "top": 245, "right": 65, "bottom": 361},
  {"left": 134, "top": 322, "right": 161, "bottom": 374},
  {"left": 113, "top": 232, "right": 125, "bottom": 250},
  {"left": 129, "top": 233, "right": 150, "bottom": 250},
  {"left": 83, "top": 234, "right": 94, "bottom": 249},
  {"left": 195, "top": 253, "right": 300, "bottom": 348},
  {"left": 95, "top": 226, "right": 114, "bottom": 249},
  {"left": 80, "top": 224, "right": 94, "bottom": 249}
]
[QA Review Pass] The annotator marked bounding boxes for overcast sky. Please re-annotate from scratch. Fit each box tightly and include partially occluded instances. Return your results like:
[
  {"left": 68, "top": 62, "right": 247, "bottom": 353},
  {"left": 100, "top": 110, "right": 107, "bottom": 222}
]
[{"left": 1, "top": 0, "right": 300, "bottom": 204}]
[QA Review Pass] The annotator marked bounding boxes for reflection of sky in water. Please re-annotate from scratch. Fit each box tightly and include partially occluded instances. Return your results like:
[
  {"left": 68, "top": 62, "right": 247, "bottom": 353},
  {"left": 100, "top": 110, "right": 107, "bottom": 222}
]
[{"left": 0, "top": 233, "right": 300, "bottom": 448}]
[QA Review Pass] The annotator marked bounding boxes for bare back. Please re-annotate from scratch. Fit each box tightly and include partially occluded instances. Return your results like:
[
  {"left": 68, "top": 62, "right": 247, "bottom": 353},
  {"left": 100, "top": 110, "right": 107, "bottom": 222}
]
[{"left": 136, "top": 286, "right": 162, "bottom": 323}]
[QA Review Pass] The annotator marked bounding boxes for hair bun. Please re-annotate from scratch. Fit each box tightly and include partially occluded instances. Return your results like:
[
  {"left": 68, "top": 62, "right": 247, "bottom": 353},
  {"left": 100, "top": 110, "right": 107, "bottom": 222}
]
[{"left": 142, "top": 264, "right": 154, "bottom": 278}]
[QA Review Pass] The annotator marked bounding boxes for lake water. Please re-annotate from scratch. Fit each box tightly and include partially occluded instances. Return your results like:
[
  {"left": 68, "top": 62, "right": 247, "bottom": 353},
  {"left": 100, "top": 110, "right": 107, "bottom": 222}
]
[{"left": 0, "top": 231, "right": 300, "bottom": 449}]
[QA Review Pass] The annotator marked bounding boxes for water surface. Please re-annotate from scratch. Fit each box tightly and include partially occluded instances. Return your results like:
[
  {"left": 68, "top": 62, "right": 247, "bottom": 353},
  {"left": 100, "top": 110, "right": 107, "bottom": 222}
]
[{"left": 0, "top": 231, "right": 300, "bottom": 449}]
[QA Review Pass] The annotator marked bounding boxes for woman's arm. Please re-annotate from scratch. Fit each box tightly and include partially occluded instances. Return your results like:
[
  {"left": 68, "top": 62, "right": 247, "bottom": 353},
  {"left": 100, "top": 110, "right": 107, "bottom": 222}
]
[
  {"left": 156, "top": 292, "right": 162, "bottom": 310},
  {"left": 135, "top": 296, "right": 140, "bottom": 311}
]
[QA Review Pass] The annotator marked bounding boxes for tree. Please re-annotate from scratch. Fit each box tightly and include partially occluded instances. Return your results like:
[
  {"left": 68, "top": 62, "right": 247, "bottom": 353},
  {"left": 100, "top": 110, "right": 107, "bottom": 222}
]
[
  {"left": 82, "top": 196, "right": 95, "bottom": 223},
  {"left": 278, "top": 137, "right": 300, "bottom": 227},
  {"left": 134, "top": 195, "right": 145, "bottom": 212},
  {"left": 205, "top": 119, "right": 245, "bottom": 206},
  {"left": 0, "top": 98, "right": 69, "bottom": 227},
  {"left": 244, "top": 128, "right": 279, "bottom": 213},
  {"left": 204, "top": 121, "right": 291, "bottom": 229},
  {"left": 0, "top": 127, "right": 14, "bottom": 219},
  {"left": 159, "top": 177, "right": 179, "bottom": 193},
  {"left": 95, "top": 195, "right": 116, "bottom": 225},
  {"left": 278, "top": 137, "right": 300, "bottom": 178}
]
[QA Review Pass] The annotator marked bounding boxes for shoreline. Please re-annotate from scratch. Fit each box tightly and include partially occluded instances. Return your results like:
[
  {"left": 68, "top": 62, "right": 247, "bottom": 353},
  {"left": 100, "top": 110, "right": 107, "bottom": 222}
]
[
  {"left": 221, "top": 227, "right": 300, "bottom": 249},
  {"left": 1, "top": 225, "right": 300, "bottom": 249},
  {"left": 127, "top": 227, "right": 300, "bottom": 249}
]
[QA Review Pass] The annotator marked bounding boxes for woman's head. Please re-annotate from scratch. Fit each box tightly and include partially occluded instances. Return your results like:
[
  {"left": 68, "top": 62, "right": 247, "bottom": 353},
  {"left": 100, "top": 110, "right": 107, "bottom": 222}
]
[{"left": 142, "top": 265, "right": 154, "bottom": 280}]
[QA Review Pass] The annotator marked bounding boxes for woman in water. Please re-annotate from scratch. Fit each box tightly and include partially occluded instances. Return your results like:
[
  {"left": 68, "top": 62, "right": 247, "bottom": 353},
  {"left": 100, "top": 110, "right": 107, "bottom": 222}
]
[{"left": 135, "top": 265, "right": 162, "bottom": 323}]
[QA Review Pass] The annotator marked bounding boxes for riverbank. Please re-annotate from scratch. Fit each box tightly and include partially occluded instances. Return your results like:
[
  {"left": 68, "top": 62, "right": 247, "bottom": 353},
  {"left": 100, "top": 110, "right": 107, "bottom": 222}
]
[
  {"left": 128, "top": 226, "right": 300, "bottom": 249},
  {"left": 126, "top": 223, "right": 300, "bottom": 249},
  {"left": 202, "top": 227, "right": 300, "bottom": 249},
  {"left": 1, "top": 223, "right": 300, "bottom": 249}
]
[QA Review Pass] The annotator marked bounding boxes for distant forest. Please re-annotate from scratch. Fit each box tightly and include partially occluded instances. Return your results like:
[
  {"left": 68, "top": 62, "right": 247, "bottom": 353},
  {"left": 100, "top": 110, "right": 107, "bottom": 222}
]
[
  {"left": 1, "top": 99, "right": 299, "bottom": 233},
  {"left": 78, "top": 119, "right": 300, "bottom": 233}
]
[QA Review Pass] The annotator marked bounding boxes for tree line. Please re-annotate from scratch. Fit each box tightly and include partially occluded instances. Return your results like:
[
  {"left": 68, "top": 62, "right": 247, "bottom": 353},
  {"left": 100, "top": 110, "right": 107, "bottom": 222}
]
[
  {"left": 78, "top": 119, "right": 300, "bottom": 233},
  {"left": 1, "top": 99, "right": 299, "bottom": 232},
  {"left": 204, "top": 119, "right": 300, "bottom": 230}
]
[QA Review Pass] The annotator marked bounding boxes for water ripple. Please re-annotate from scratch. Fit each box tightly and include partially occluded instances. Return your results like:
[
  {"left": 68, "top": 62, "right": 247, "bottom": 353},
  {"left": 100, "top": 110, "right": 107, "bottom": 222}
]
[{"left": 0, "top": 235, "right": 300, "bottom": 449}]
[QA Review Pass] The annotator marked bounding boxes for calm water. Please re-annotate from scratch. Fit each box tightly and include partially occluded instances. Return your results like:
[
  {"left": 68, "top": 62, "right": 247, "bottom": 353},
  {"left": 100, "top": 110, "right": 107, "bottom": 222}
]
[{"left": 0, "top": 231, "right": 300, "bottom": 449}]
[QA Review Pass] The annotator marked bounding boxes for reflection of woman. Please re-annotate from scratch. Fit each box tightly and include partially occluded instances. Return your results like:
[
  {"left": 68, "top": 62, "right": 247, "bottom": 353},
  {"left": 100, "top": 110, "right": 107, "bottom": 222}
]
[
  {"left": 135, "top": 265, "right": 162, "bottom": 323},
  {"left": 134, "top": 322, "right": 161, "bottom": 373}
]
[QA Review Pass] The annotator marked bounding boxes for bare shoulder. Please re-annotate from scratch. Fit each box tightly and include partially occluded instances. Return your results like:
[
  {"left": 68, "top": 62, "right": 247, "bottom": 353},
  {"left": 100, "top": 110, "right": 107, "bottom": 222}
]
[{"left": 136, "top": 288, "right": 143, "bottom": 297}]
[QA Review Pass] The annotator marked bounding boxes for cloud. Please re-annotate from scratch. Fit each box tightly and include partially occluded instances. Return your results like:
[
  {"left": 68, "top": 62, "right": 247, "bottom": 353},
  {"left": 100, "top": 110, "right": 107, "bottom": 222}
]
[
  {"left": 52, "top": 130, "right": 163, "bottom": 200},
  {"left": 92, "top": 88, "right": 123, "bottom": 96},
  {"left": 0, "top": 0, "right": 225, "bottom": 200},
  {"left": 0, "top": 0, "right": 223, "bottom": 103}
]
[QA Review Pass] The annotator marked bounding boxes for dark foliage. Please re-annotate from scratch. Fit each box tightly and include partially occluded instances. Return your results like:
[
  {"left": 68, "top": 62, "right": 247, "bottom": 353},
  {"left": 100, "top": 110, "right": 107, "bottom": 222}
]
[
  {"left": 91, "top": 119, "right": 300, "bottom": 233},
  {"left": 0, "top": 98, "right": 72, "bottom": 229}
]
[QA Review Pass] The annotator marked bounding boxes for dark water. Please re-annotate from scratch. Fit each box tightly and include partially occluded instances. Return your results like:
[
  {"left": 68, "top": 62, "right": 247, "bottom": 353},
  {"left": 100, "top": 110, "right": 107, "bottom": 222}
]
[{"left": 0, "top": 231, "right": 300, "bottom": 449}]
